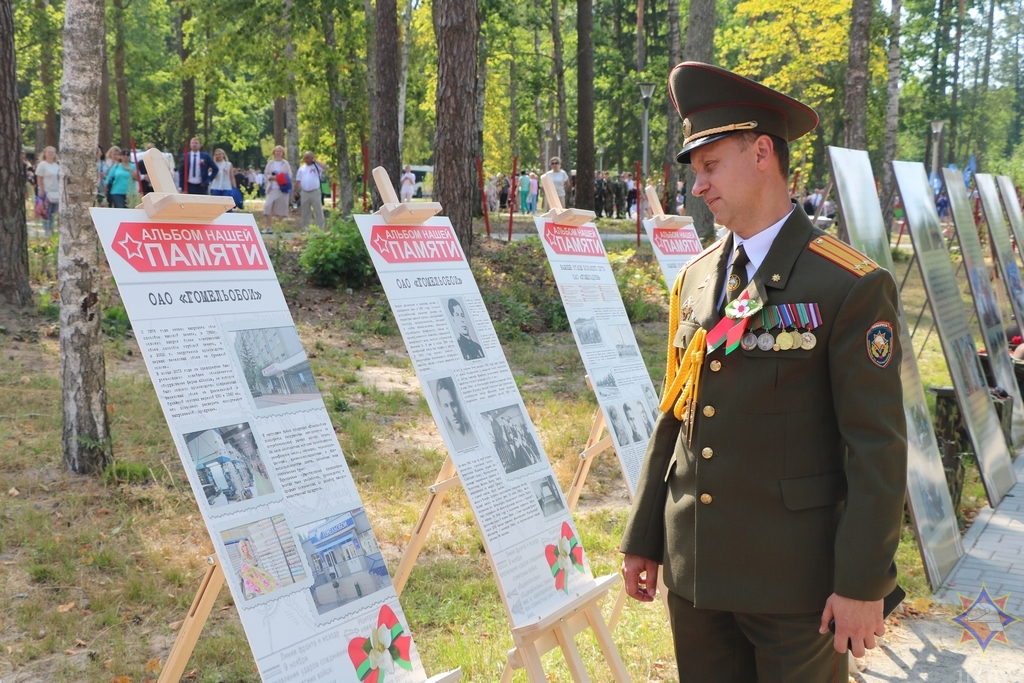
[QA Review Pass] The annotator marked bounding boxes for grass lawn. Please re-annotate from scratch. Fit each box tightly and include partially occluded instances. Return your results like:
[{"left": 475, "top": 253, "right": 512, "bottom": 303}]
[{"left": 0, "top": 218, "right": 999, "bottom": 681}]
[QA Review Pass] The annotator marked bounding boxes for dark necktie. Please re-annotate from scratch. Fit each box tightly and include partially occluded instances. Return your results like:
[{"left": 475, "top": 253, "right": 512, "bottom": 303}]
[{"left": 724, "top": 244, "right": 750, "bottom": 310}]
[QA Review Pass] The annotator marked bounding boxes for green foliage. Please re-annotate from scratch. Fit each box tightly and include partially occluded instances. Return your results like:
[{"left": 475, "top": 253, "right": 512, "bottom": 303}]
[
  {"left": 299, "top": 215, "right": 376, "bottom": 289},
  {"left": 102, "top": 304, "right": 132, "bottom": 338},
  {"left": 36, "top": 289, "right": 59, "bottom": 320},
  {"left": 102, "top": 461, "right": 155, "bottom": 485},
  {"left": 607, "top": 247, "right": 668, "bottom": 323}
]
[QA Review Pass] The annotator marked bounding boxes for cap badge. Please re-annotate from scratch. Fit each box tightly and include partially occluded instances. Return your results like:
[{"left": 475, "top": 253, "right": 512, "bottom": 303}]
[{"left": 682, "top": 118, "right": 692, "bottom": 138}]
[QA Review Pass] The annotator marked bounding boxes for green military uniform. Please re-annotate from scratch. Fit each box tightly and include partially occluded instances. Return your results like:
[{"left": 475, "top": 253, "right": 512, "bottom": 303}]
[
  {"left": 613, "top": 176, "right": 626, "bottom": 219},
  {"left": 620, "top": 62, "right": 907, "bottom": 682},
  {"left": 603, "top": 173, "right": 615, "bottom": 218},
  {"left": 595, "top": 174, "right": 606, "bottom": 218}
]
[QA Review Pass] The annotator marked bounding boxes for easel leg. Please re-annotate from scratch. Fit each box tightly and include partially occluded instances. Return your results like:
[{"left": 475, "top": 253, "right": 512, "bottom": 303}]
[
  {"left": 583, "top": 605, "right": 630, "bottom": 683},
  {"left": 607, "top": 584, "right": 629, "bottom": 630},
  {"left": 394, "top": 456, "right": 459, "bottom": 596},
  {"left": 566, "top": 409, "right": 614, "bottom": 511},
  {"left": 157, "top": 557, "right": 226, "bottom": 683},
  {"left": 554, "top": 624, "right": 592, "bottom": 683},
  {"left": 519, "top": 639, "right": 550, "bottom": 683}
]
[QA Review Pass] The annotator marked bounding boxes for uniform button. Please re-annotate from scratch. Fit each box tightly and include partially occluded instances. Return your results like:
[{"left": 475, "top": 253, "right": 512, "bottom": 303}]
[
  {"left": 701, "top": 447, "right": 713, "bottom": 459},
  {"left": 700, "top": 493, "right": 713, "bottom": 504},
  {"left": 709, "top": 360, "right": 722, "bottom": 372},
  {"left": 702, "top": 405, "right": 715, "bottom": 417}
]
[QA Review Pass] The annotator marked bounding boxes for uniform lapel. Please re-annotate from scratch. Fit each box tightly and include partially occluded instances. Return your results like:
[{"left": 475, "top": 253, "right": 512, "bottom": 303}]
[
  {"left": 754, "top": 207, "right": 814, "bottom": 296},
  {"left": 692, "top": 234, "right": 732, "bottom": 331}
]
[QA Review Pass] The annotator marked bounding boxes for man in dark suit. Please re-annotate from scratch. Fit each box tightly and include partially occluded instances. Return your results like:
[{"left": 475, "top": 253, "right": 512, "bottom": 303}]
[
  {"left": 620, "top": 62, "right": 907, "bottom": 682},
  {"left": 181, "top": 137, "right": 218, "bottom": 194}
]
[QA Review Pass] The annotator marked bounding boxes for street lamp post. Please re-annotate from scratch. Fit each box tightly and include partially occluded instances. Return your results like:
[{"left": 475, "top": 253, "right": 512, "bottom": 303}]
[
  {"left": 639, "top": 83, "right": 655, "bottom": 178},
  {"left": 599, "top": 145, "right": 606, "bottom": 172},
  {"left": 930, "top": 120, "right": 945, "bottom": 184}
]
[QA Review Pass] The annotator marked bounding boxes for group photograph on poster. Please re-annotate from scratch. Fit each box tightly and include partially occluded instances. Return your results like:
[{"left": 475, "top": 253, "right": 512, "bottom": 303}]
[
  {"left": 182, "top": 422, "right": 276, "bottom": 509},
  {"left": 230, "top": 325, "right": 320, "bottom": 409},
  {"left": 294, "top": 509, "right": 392, "bottom": 617},
  {"left": 479, "top": 403, "right": 543, "bottom": 474},
  {"left": 529, "top": 475, "right": 567, "bottom": 518}
]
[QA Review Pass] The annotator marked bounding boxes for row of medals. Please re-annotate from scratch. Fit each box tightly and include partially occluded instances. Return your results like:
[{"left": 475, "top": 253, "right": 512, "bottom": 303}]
[{"left": 741, "top": 328, "right": 817, "bottom": 352}]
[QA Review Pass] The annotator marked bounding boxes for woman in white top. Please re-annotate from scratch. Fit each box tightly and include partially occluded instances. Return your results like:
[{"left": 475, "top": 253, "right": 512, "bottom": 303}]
[
  {"left": 34, "top": 146, "right": 60, "bottom": 236},
  {"left": 262, "top": 145, "right": 292, "bottom": 232},
  {"left": 96, "top": 145, "right": 113, "bottom": 206},
  {"left": 210, "top": 148, "right": 236, "bottom": 197}
]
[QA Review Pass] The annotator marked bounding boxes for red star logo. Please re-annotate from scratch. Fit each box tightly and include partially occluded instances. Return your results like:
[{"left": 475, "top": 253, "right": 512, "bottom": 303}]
[
  {"left": 372, "top": 234, "right": 390, "bottom": 255},
  {"left": 118, "top": 233, "right": 144, "bottom": 260}
]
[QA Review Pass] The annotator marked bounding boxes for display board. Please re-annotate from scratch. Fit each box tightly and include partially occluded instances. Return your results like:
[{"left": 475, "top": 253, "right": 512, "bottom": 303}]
[
  {"left": 996, "top": 175, "right": 1024, "bottom": 251},
  {"left": 533, "top": 219, "right": 662, "bottom": 495},
  {"left": 642, "top": 219, "right": 704, "bottom": 287},
  {"left": 976, "top": 174, "right": 1024, "bottom": 326},
  {"left": 827, "top": 147, "right": 962, "bottom": 589},
  {"left": 355, "top": 216, "right": 596, "bottom": 628},
  {"left": 943, "top": 169, "right": 1024, "bottom": 444},
  {"left": 91, "top": 209, "right": 432, "bottom": 683},
  {"left": 892, "top": 161, "right": 1018, "bottom": 506}
]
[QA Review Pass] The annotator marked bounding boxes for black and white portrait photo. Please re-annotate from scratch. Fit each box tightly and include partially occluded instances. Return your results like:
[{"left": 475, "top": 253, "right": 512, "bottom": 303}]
[
  {"left": 429, "top": 377, "right": 479, "bottom": 451},
  {"left": 446, "top": 297, "right": 485, "bottom": 361},
  {"left": 635, "top": 400, "right": 654, "bottom": 438},
  {"left": 607, "top": 406, "right": 630, "bottom": 447},
  {"left": 480, "top": 404, "right": 542, "bottom": 474},
  {"left": 642, "top": 385, "right": 659, "bottom": 421},
  {"left": 622, "top": 403, "right": 644, "bottom": 443}
]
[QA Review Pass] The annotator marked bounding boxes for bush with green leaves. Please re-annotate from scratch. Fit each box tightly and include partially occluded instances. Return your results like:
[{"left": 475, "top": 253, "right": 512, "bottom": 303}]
[{"left": 299, "top": 215, "right": 376, "bottom": 289}]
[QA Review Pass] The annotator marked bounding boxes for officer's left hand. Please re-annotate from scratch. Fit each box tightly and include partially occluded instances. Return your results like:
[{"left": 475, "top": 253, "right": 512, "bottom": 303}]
[{"left": 819, "top": 593, "right": 885, "bottom": 657}]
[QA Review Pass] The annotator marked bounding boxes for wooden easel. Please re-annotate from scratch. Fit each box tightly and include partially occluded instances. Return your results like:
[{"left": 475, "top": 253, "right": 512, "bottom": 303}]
[
  {"left": 138, "top": 152, "right": 458, "bottom": 683},
  {"left": 644, "top": 184, "right": 693, "bottom": 229},
  {"left": 373, "top": 167, "right": 630, "bottom": 682}
]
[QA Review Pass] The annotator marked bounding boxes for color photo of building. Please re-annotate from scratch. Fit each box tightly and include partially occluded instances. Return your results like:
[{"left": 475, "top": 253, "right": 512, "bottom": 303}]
[
  {"left": 295, "top": 509, "right": 391, "bottom": 616},
  {"left": 232, "top": 326, "right": 319, "bottom": 409}
]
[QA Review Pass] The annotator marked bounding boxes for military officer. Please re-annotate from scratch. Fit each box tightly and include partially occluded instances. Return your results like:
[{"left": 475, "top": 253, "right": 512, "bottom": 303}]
[
  {"left": 595, "top": 170, "right": 606, "bottom": 218},
  {"left": 620, "top": 62, "right": 907, "bottom": 682},
  {"left": 602, "top": 171, "right": 615, "bottom": 218}
]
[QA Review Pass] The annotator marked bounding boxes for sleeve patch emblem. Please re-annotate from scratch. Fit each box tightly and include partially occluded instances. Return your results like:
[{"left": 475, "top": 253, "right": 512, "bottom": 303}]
[{"left": 867, "top": 321, "right": 894, "bottom": 368}]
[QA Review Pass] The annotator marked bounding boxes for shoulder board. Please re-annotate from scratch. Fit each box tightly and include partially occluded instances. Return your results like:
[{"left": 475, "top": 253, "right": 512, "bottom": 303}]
[{"left": 807, "top": 234, "right": 879, "bottom": 278}]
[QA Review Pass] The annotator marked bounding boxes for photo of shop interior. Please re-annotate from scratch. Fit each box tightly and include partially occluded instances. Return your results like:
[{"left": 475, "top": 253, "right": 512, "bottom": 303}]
[
  {"left": 296, "top": 509, "right": 392, "bottom": 616},
  {"left": 184, "top": 423, "right": 275, "bottom": 508},
  {"left": 233, "top": 326, "right": 320, "bottom": 409}
]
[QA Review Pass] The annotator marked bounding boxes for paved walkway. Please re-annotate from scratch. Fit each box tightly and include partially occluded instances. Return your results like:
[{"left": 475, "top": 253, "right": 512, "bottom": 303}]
[{"left": 936, "top": 455, "right": 1024, "bottom": 620}]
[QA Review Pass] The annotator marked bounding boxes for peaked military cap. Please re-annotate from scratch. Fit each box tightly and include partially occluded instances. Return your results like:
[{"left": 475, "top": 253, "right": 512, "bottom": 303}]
[{"left": 669, "top": 62, "right": 819, "bottom": 163}]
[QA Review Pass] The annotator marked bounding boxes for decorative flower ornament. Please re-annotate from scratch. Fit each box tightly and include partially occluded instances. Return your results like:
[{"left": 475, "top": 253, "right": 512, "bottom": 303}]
[
  {"left": 544, "top": 522, "right": 585, "bottom": 593},
  {"left": 348, "top": 605, "right": 413, "bottom": 682}
]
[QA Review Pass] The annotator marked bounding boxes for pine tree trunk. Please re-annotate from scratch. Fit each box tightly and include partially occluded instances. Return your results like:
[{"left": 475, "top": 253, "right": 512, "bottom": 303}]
[
  {"left": 98, "top": 39, "right": 111, "bottom": 151},
  {"left": 534, "top": 29, "right": 544, "bottom": 166},
  {"left": 473, "top": 32, "right": 486, "bottom": 165},
  {"left": 398, "top": 0, "right": 413, "bottom": 152},
  {"left": 322, "top": 1, "right": 353, "bottom": 214},
  {"left": 551, "top": 0, "right": 573, "bottom": 205},
  {"left": 976, "top": 0, "right": 996, "bottom": 169},
  {"left": 373, "top": 0, "right": 401, "bottom": 209},
  {"left": 58, "top": 0, "right": 113, "bottom": 475},
  {"left": 665, "top": 0, "right": 681, "bottom": 214},
  {"left": 843, "top": 0, "right": 872, "bottom": 150},
  {"left": 0, "top": 0, "right": 32, "bottom": 307},
  {"left": 947, "top": 0, "right": 965, "bottom": 163},
  {"left": 576, "top": 0, "right": 595, "bottom": 211},
  {"left": 363, "top": 0, "right": 377, "bottom": 182},
  {"left": 681, "top": 0, "right": 716, "bottom": 240},
  {"left": 636, "top": 0, "right": 645, "bottom": 72},
  {"left": 179, "top": 7, "right": 195, "bottom": 139},
  {"left": 882, "top": 0, "right": 901, "bottom": 235},
  {"left": 113, "top": 0, "right": 131, "bottom": 148},
  {"left": 433, "top": 0, "right": 477, "bottom": 253},
  {"left": 274, "top": 98, "right": 285, "bottom": 146}
]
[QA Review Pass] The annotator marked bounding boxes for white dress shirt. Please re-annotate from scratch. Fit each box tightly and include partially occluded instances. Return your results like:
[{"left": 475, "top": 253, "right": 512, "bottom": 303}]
[{"left": 718, "top": 207, "right": 794, "bottom": 308}]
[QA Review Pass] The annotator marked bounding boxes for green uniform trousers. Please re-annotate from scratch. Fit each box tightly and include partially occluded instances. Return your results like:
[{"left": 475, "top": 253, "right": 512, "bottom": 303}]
[{"left": 667, "top": 590, "right": 848, "bottom": 683}]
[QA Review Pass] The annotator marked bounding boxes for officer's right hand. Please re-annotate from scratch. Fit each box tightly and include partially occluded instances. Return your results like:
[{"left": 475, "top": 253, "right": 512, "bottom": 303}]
[{"left": 621, "top": 553, "right": 659, "bottom": 602}]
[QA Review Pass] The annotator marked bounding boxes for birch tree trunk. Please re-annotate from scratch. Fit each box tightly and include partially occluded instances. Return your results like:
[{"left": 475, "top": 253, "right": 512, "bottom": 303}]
[
  {"left": 433, "top": 0, "right": 477, "bottom": 253},
  {"left": 59, "top": 0, "right": 113, "bottom": 474},
  {"left": 1, "top": 0, "right": 32, "bottom": 306},
  {"left": 665, "top": 0, "right": 681, "bottom": 214},
  {"left": 322, "top": 0, "right": 353, "bottom": 214},
  {"left": 843, "top": 0, "right": 872, "bottom": 149},
  {"left": 576, "top": 0, "right": 595, "bottom": 210},
  {"left": 397, "top": 0, "right": 413, "bottom": 152},
  {"left": 373, "top": 0, "right": 401, "bottom": 209},
  {"left": 882, "top": 0, "right": 901, "bottom": 235},
  {"left": 551, "top": 0, "right": 573, "bottom": 206},
  {"left": 681, "top": 0, "right": 716, "bottom": 240}
]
